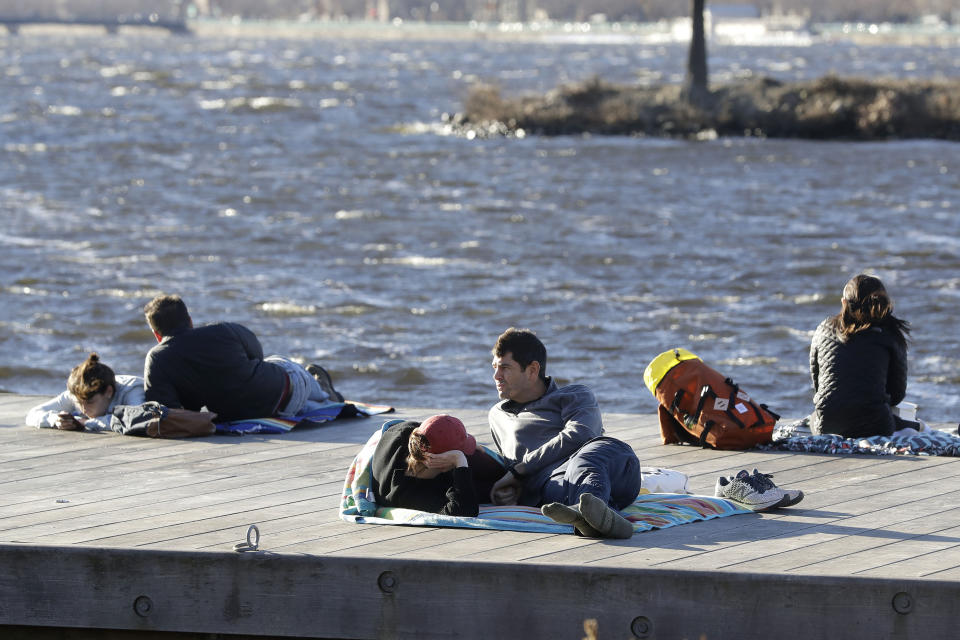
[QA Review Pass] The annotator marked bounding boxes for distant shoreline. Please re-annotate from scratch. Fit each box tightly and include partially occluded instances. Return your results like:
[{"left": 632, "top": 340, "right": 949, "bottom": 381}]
[
  {"left": 188, "top": 18, "right": 960, "bottom": 47},
  {"left": 4, "top": 17, "right": 959, "bottom": 47}
]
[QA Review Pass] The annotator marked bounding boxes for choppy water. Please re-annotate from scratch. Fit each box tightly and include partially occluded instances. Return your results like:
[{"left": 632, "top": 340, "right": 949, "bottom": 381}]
[{"left": 1, "top": 26, "right": 958, "bottom": 421}]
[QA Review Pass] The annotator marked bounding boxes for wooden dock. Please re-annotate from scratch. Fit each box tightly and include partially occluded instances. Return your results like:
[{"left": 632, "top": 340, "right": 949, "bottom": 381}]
[{"left": 2, "top": 391, "right": 959, "bottom": 639}]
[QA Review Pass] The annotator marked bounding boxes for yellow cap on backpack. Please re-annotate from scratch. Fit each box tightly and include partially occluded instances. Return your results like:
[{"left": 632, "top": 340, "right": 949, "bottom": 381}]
[{"left": 643, "top": 348, "right": 701, "bottom": 395}]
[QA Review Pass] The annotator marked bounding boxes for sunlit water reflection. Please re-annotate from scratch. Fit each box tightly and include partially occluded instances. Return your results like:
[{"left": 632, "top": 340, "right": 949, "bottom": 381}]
[{"left": 1, "top": 29, "right": 957, "bottom": 421}]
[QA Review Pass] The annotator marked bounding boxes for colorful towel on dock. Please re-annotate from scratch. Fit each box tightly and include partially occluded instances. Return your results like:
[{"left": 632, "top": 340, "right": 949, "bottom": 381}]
[
  {"left": 339, "top": 422, "right": 750, "bottom": 534},
  {"left": 216, "top": 400, "right": 394, "bottom": 435},
  {"left": 760, "top": 418, "right": 960, "bottom": 457}
]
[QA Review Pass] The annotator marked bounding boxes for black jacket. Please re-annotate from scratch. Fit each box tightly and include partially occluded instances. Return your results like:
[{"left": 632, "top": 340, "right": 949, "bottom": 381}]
[
  {"left": 370, "top": 421, "right": 479, "bottom": 517},
  {"left": 809, "top": 318, "right": 908, "bottom": 438},
  {"left": 143, "top": 322, "right": 286, "bottom": 421}
]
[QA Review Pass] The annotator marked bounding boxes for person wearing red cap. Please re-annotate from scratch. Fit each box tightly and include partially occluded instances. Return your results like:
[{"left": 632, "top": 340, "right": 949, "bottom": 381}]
[
  {"left": 369, "top": 414, "right": 504, "bottom": 517},
  {"left": 487, "top": 328, "right": 640, "bottom": 539}
]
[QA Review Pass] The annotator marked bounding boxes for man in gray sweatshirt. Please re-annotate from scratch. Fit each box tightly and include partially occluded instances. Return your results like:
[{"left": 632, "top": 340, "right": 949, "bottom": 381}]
[{"left": 487, "top": 328, "right": 640, "bottom": 539}]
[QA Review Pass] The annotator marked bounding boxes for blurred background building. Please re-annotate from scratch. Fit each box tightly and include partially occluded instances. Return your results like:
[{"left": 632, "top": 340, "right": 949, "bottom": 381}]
[{"left": 0, "top": 0, "right": 956, "bottom": 24}]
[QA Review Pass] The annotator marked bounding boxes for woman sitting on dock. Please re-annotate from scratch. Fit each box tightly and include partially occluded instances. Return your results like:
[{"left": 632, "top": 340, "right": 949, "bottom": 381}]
[
  {"left": 25, "top": 353, "right": 145, "bottom": 432},
  {"left": 809, "top": 274, "right": 920, "bottom": 438},
  {"left": 369, "top": 414, "right": 505, "bottom": 517}
]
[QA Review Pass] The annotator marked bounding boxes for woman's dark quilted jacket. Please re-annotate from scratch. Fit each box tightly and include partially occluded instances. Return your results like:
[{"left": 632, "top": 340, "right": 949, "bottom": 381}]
[{"left": 809, "top": 318, "right": 908, "bottom": 438}]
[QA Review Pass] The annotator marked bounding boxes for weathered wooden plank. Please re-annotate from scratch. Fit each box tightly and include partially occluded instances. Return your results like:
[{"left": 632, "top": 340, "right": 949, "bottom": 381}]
[
  {"left": 920, "top": 565, "right": 960, "bottom": 580},
  {"left": 0, "top": 430, "right": 163, "bottom": 467},
  {"left": 697, "top": 497, "right": 960, "bottom": 574},
  {"left": 380, "top": 528, "right": 562, "bottom": 560},
  {"left": 78, "top": 499, "right": 333, "bottom": 549},
  {"left": 0, "top": 394, "right": 43, "bottom": 412},
  {"left": 160, "top": 512, "right": 348, "bottom": 551},
  {"left": 849, "top": 523, "right": 960, "bottom": 578},
  {"left": 0, "top": 464, "right": 343, "bottom": 532},
  {"left": 0, "top": 433, "right": 362, "bottom": 499},
  {"left": 239, "top": 518, "right": 376, "bottom": 551},
  {"left": 784, "top": 517, "right": 960, "bottom": 577},
  {"left": 270, "top": 518, "right": 456, "bottom": 556},
  {"left": 303, "top": 527, "right": 593, "bottom": 561},
  {"left": 326, "top": 525, "right": 528, "bottom": 558},
  {"left": 12, "top": 482, "right": 342, "bottom": 545}
]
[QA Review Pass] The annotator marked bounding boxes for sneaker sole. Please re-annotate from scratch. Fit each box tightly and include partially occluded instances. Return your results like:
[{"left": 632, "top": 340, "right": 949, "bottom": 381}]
[
  {"left": 722, "top": 492, "right": 785, "bottom": 511},
  {"left": 773, "top": 490, "right": 804, "bottom": 508}
]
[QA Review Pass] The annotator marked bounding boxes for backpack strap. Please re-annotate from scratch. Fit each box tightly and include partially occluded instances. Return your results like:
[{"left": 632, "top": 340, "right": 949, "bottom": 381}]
[
  {"left": 724, "top": 395, "right": 777, "bottom": 430},
  {"left": 699, "top": 419, "right": 717, "bottom": 448},
  {"left": 670, "top": 388, "right": 686, "bottom": 414},
  {"left": 761, "top": 403, "right": 780, "bottom": 420},
  {"left": 700, "top": 382, "right": 771, "bottom": 431},
  {"left": 658, "top": 404, "right": 696, "bottom": 446}
]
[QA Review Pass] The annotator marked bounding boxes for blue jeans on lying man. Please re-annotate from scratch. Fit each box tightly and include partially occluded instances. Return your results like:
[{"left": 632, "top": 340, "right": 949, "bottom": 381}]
[{"left": 539, "top": 436, "right": 641, "bottom": 510}]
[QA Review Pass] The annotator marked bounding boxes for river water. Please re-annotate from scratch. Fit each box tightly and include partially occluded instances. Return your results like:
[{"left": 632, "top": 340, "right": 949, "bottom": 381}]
[{"left": 1, "top": 25, "right": 958, "bottom": 422}]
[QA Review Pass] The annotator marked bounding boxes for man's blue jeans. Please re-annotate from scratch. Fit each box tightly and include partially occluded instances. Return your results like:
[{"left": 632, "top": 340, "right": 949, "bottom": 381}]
[{"left": 539, "top": 436, "right": 641, "bottom": 509}]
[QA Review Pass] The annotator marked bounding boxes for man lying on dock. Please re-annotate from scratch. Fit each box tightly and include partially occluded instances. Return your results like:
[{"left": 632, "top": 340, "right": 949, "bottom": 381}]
[
  {"left": 487, "top": 327, "right": 641, "bottom": 539},
  {"left": 142, "top": 294, "right": 342, "bottom": 422}
]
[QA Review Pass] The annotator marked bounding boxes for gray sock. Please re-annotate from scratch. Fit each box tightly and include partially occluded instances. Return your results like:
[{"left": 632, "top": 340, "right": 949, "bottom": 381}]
[
  {"left": 541, "top": 502, "right": 602, "bottom": 537},
  {"left": 578, "top": 493, "right": 634, "bottom": 539}
]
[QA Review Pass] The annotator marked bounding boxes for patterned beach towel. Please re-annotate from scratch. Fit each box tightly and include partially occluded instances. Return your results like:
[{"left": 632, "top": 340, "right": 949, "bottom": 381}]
[
  {"left": 340, "top": 422, "right": 750, "bottom": 534},
  {"left": 760, "top": 418, "right": 960, "bottom": 457},
  {"left": 217, "top": 400, "right": 394, "bottom": 435}
]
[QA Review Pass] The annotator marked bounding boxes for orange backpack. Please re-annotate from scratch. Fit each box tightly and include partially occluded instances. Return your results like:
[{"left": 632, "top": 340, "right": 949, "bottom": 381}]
[{"left": 643, "top": 348, "right": 778, "bottom": 450}]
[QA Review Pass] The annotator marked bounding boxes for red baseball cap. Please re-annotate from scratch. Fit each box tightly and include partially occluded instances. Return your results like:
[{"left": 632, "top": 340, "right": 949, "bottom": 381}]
[{"left": 414, "top": 414, "right": 476, "bottom": 455}]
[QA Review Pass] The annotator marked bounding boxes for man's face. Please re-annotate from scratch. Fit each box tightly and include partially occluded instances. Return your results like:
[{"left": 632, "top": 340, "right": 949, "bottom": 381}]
[{"left": 492, "top": 352, "right": 538, "bottom": 401}]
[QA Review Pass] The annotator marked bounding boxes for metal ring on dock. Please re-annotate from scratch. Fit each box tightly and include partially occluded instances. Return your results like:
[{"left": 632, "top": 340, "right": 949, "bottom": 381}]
[{"left": 233, "top": 524, "right": 260, "bottom": 552}]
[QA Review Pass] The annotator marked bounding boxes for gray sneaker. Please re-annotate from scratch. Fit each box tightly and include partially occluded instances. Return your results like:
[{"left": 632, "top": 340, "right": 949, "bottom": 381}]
[
  {"left": 748, "top": 469, "right": 804, "bottom": 508},
  {"left": 715, "top": 469, "right": 785, "bottom": 511},
  {"left": 306, "top": 364, "right": 344, "bottom": 402}
]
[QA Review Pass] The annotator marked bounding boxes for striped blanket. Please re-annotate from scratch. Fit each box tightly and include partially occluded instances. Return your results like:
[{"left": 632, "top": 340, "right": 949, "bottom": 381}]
[
  {"left": 762, "top": 418, "right": 960, "bottom": 457},
  {"left": 340, "top": 421, "right": 749, "bottom": 534},
  {"left": 217, "top": 400, "right": 394, "bottom": 435}
]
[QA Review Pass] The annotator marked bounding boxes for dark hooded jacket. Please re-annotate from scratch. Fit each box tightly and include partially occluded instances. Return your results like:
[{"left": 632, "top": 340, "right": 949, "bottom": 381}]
[
  {"left": 143, "top": 322, "right": 286, "bottom": 421},
  {"left": 809, "top": 317, "right": 908, "bottom": 438}
]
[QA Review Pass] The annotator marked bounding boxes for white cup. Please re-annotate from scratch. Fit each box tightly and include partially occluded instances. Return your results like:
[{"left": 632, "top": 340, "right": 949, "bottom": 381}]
[{"left": 893, "top": 401, "right": 918, "bottom": 421}]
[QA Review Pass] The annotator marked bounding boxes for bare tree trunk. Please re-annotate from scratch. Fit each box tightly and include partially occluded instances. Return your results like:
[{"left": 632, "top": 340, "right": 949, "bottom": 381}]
[{"left": 684, "top": 0, "right": 709, "bottom": 106}]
